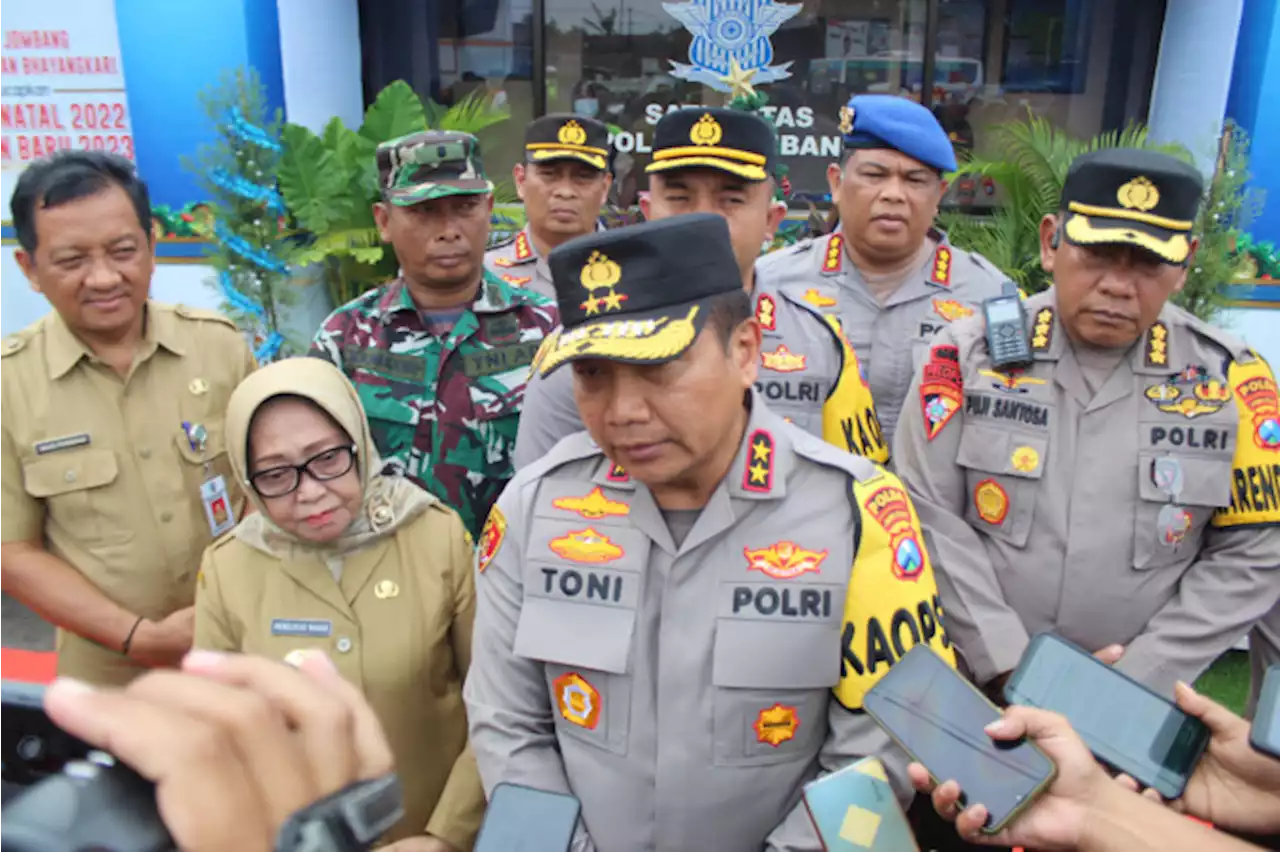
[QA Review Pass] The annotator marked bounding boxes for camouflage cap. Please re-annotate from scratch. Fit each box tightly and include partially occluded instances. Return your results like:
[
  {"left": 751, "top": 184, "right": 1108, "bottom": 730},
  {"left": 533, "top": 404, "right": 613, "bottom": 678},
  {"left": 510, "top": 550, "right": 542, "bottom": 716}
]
[{"left": 377, "top": 130, "right": 494, "bottom": 206}]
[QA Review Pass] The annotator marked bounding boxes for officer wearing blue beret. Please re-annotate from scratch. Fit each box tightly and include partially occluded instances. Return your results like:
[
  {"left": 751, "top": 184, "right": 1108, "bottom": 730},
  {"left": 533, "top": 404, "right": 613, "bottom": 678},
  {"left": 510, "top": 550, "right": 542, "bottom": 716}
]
[{"left": 757, "top": 94, "right": 1005, "bottom": 454}]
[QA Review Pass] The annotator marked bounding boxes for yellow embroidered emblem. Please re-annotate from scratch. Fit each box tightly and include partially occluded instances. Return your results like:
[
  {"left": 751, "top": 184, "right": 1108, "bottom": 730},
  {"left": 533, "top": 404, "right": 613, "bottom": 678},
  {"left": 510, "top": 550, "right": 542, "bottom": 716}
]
[
  {"left": 549, "top": 528, "right": 625, "bottom": 564},
  {"left": 499, "top": 273, "right": 531, "bottom": 287},
  {"left": 932, "top": 298, "right": 974, "bottom": 322},
  {"left": 1031, "top": 308, "right": 1054, "bottom": 351},
  {"left": 753, "top": 703, "right": 799, "bottom": 747},
  {"left": 974, "top": 479, "right": 1009, "bottom": 525},
  {"left": 838, "top": 105, "right": 854, "bottom": 135},
  {"left": 557, "top": 119, "right": 587, "bottom": 146},
  {"left": 761, "top": 344, "right": 806, "bottom": 373},
  {"left": 1118, "top": 176, "right": 1160, "bottom": 212},
  {"left": 552, "top": 487, "right": 631, "bottom": 520},
  {"left": 802, "top": 288, "right": 837, "bottom": 308},
  {"left": 553, "top": 672, "right": 601, "bottom": 729},
  {"left": 373, "top": 580, "right": 400, "bottom": 599},
  {"left": 539, "top": 307, "right": 701, "bottom": 376},
  {"left": 744, "top": 540, "right": 828, "bottom": 580},
  {"left": 690, "top": 112, "right": 723, "bottom": 146},
  {"left": 822, "top": 234, "right": 843, "bottom": 273},
  {"left": 1145, "top": 321, "right": 1169, "bottom": 367},
  {"left": 1011, "top": 446, "right": 1040, "bottom": 473},
  {"left": 189, "top": 378, "right": 210, "bottom": 396},
  {"left": 579, "top": 250, "right": 626, "bottom": 315}
]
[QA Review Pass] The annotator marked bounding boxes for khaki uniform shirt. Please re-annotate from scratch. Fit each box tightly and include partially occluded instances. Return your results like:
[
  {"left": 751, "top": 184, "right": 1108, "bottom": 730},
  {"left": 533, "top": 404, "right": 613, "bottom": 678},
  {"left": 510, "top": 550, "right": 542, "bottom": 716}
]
[
  {"left": 1, "top": 303, "right": 255, "bottom": 686},
  {"left": 756, "top": 230, "right": 1005, "bottom": 450},
  {"left": 512, "top": 265, "right": 887, "bottom": 470},
  {"left": 466, "top": 397, "right": 957, "bottom": 852},
  {"left": 484, "top": 223, "right": 606, "bottom": 301},
  {"left": 893, "top": 290, "right": 1280, "bottom": 694},
  {"left": 194, "top": 501, "right": 484, "bottom": 849}
]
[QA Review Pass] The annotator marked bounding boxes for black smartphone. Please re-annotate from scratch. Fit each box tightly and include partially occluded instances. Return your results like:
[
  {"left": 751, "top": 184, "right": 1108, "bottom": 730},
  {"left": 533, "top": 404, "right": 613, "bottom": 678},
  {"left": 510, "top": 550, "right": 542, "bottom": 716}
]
[
  {"left": 863, "top": 644, "right": 1057, "bottom": 834},
  {"left": 1251, "top": 664, "right": 1280, "bottom": 760},
  {"left": 1004, "top": 632, "right": 1210, "bottom": 799},
  {"left": 473, "top": 783, "right": 582, "bottom": 852},
  {"left": 1, "top": 681, "right": 93, "bottom": 787}
]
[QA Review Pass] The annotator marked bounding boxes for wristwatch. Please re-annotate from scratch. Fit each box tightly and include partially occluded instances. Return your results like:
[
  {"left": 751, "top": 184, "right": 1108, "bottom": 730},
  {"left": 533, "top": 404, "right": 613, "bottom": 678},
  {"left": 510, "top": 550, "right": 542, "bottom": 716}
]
[{"left": 274, "top": 774, "right": 404, "bottom": 852}]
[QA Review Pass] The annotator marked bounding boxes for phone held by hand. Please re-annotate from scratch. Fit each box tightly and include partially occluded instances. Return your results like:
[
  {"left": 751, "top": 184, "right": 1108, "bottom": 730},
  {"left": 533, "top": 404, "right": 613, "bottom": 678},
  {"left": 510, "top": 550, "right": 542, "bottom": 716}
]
[
  {"left": 1250, "top": 664, "right": 1280, "bottom": 760},
  {"left": 1003, "top": 632, "right": 1210, "bottom": 799},
  {"left": 473, "top": 783, "right": 582, "bottom": 852},
  {"left": 802, "top": 757, "right": 919, "bottom": 851},
  {"left": 863, "top": 644, "right": 1057, "bottom": 835}
]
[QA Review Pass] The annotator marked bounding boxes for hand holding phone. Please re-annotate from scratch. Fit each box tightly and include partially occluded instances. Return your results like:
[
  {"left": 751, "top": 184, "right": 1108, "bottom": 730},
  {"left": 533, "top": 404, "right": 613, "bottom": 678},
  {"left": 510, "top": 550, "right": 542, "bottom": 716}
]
[{"left": 864, "top": 645, "right": 1057, "bottom": 834}]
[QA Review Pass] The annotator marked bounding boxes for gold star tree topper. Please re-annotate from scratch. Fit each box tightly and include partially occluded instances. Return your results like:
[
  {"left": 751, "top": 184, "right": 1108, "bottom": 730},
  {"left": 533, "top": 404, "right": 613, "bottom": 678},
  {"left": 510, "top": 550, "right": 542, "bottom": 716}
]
[{"left": 719, "top": 56, "right": 757, "bottom": 101}]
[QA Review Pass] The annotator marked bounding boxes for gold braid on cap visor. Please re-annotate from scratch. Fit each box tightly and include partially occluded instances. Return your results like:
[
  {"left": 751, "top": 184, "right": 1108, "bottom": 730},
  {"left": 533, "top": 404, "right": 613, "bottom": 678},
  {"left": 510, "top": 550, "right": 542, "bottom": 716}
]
[
  {"left": 1064, "top": 213, "right": 1190, "bottom": 264},
  {"left": 538, "top": 306, "right": 701, "bottom": 375}
]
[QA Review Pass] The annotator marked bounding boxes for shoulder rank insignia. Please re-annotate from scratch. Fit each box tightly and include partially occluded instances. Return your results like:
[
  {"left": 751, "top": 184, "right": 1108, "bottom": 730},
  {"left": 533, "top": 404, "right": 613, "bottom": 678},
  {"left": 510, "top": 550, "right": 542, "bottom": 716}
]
[
  {"left": 1144, "top": 321, "right": 1169, "bottom": 368},
  {"left": 742, "top": 428, "right": 775, "bottom": 493},
  {"left": 930, "top": 246, "right": 952, "bottom": 287},
  {"left": 606, "top": 462, "right": 630, "bottom": 483},
  {"left": 756, "top": 293, "right": 777, "bottom": 331},
  {"left": 515, "top": 231, "right": 533, "bottom": 261},
  {"left": 822, "top": 234, "right": 843, "bottom": 273},
  {"left": 552, "top": 487, "right": 631, "bottom": 520},
  {"left": 1031, "top": 307, "right": 1055, "bottom": 353},
  {"left": 802, "top": 288, "right": 837, "bottom": 309}
]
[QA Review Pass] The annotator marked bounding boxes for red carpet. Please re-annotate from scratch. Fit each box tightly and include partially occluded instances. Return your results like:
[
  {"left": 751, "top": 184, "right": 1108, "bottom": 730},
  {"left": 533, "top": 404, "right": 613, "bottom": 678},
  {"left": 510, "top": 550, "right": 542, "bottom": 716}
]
[{"left": 2, "top": 648, "right": 56, "bottom": 684}]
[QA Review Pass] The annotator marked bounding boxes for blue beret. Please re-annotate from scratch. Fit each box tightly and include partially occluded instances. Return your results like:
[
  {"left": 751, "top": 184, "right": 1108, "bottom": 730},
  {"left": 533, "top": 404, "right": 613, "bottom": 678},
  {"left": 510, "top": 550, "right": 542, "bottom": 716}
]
[{"left": 838, "top": 94, "right": 957, "bottom": 173}]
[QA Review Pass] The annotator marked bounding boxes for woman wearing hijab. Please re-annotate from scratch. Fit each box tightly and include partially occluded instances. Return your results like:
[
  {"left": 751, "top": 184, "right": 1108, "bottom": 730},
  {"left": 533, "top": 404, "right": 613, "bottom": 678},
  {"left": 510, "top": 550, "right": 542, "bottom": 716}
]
[{"left": 194, "top": 357, "right": 483, "bottom": 852}]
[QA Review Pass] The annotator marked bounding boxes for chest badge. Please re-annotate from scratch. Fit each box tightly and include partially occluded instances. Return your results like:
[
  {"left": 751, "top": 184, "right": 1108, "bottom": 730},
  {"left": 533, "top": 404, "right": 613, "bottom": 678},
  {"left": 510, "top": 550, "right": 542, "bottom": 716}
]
[
  {"left": 549, "top": 528, "right": 624, "bottom": 563},
  {"left": 1011, "top": 446, "right": 1040, "bottom": 473},
  {"left": 761, "top": 344, "right": 806, "bottom": 373},
  {"left": 802, "top": 288, "right": 836, "bottom": 309},
  {"left": 974, "top": 479, "right": 1009, "bottom": 525},
  {"left": 373, "top": 580, "right": 400, "bottom": 600},
  {"left": 553, "top": 672, "right": 601, "bottom": 730},
  {"left": 552, "top": 487, "right": 630, "bottom": 520},
  {"left": 189, "top": 378, "right": 210, "bottom": 396},
  {"left": 863, "top": 485, "right": 925, "bottom": 581},
  {"left": 980, "top": 369, "right": 1046, "bottom": 395},
  {"left": 1144, "top": 365, "right": 1230, "bottom": 418},
  {"left": 932, "top": 298, "right": 973, "bottom": 322},
  {"left": 744, "top": 540, "right": 828, "bottom": 579},
  {"left": 754, "top": 703, "right": 799, "bottom": 747}
]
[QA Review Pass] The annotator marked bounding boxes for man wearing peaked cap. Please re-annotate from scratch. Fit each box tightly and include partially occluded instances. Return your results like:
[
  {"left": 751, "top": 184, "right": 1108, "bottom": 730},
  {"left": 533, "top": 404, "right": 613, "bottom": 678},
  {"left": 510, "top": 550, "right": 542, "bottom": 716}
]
[
  {"left": 514, "top": 106, "right": 888, "bottom": 470},
  {"left": 893, "top": 147, "right": 1280, "bottom": 746},
  {"left": 310, "top": 130, "right": 558, "bottom": 541},
  {"left": 758, "top": 93, "right": 1005, "bottom": 450},
  {"left": 466, "top": 215, "right": 957, "bottom": 850},
  {"left": 484, "top": 114, "right": 612, "bottom": 299}
]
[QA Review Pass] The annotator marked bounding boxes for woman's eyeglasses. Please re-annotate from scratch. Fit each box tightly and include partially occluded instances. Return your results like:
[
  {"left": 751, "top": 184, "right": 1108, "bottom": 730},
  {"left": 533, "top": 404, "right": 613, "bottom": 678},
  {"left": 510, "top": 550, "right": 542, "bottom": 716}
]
[{"left": 249, "top": 445, "right": 358, "bottom": 498}]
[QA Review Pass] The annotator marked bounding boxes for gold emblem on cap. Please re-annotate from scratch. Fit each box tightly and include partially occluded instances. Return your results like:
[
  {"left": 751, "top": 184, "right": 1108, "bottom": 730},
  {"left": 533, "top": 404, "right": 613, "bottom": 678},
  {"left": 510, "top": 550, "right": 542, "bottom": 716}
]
[
  {"left": 838, "top": 105, "right": 854, "bottom": 135},
  {"left": 579, "top": 250, "right": 627, "bottom": 315},
  {"left": 1118, "top": 176, "right": 1160, "bottom": 212},
  {"left": 558, "top": 119, "right": 587, "bottom": 146},
  {"left": 189, "top": 378, "right": 209, "bottom": 396},
  {"left": 690, "top": 113, "right": 723, "bottom": 147},
  {"left": 374, "top": 579, "right": 400, "bottom": 600}
]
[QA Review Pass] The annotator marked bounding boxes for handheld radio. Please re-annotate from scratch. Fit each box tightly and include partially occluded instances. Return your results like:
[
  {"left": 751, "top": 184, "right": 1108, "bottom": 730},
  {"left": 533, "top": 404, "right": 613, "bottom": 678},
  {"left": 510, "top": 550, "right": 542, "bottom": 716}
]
[{"left": 983, "top": 281, "right": 1033, "bottom": 369}]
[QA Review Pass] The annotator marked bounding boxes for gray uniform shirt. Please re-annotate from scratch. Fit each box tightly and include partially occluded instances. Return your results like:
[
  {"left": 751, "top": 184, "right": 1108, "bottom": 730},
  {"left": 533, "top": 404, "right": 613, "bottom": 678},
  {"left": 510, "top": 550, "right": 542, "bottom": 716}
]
[
  {"left": 465, "top": 399, "right": 949, "bottom": 852},
  {"left": 756, "top": 230, "right": 1005, "bottom": 450},
  {"left": 484, "top": 223, "right": 607, "bottom": 301},
  {"left": 513, "top": 265, "right": 888, "bottom": 470},
  {"left": 893, "top": 290, "right": 1280, "bottom": 694}
]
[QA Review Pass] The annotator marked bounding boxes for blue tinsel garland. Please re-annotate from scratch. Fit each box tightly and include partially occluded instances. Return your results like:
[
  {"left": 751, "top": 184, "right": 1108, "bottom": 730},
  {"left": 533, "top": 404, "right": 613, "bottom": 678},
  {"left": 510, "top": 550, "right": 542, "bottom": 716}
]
[{"left": 211, "top": 107, "right": 288, "bottom": 362}]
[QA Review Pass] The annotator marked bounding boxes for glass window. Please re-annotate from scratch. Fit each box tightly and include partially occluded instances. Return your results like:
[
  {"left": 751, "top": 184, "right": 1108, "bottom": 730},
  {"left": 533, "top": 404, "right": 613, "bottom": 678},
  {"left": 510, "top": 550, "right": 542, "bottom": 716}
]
[{"left": 546, "top": 0, "right": 928, "bottom": 205}]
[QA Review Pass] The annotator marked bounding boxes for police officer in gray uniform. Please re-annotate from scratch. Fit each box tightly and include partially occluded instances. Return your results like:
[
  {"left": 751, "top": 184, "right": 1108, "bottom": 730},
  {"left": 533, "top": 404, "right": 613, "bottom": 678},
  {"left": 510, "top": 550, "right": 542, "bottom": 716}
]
[
  {"left": 894, "top": 148, "right": 1280, "bottom": 697},
  {"left": 513, "top": 108, "right": 888, "bottom": 471},
  {"left": 757, "top": 94, "right": 1005, "bottom": 449},
  {"left": 465, "top": 214, "right": 958, "bottom": 851}
]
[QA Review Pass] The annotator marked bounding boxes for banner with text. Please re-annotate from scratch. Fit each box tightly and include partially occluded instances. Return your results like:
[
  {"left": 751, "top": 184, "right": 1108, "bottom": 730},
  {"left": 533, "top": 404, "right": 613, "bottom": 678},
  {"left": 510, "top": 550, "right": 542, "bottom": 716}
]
[{"left": 1, "top": 0, "right": 133, "bottom": 211}]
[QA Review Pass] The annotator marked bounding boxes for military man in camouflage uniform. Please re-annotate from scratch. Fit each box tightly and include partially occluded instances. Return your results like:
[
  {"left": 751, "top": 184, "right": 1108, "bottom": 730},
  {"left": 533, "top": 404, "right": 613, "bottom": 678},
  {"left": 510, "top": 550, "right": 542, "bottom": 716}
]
[
  {"left": 484, "top": 114, "right": 612, "bottom": 299},
  {"left": 757, "top": 95, "right": 1005, "bottom": 449},
  {"left": 310, "top": 131, "right": 559, "bottom": 538}
]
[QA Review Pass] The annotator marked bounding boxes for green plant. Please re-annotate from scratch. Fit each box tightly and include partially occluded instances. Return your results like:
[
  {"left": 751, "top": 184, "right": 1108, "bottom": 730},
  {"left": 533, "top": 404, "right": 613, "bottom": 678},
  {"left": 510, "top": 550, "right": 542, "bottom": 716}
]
[
  {"left": 277, "top": 81, "right": 515, "bottom": 308},
  {"left": 937, "top": 111, "right": 1260, "bottom": 322},
  {"left": 184, "top": 68, "right": 297, "bottom": 361}
]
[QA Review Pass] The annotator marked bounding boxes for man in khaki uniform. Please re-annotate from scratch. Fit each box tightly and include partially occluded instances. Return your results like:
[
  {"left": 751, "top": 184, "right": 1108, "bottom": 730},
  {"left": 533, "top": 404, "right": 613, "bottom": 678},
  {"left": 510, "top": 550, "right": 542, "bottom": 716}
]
[
  {"left": 758, "top": 94, "right": 1005, "bottom": 449},
  {"left": 514, "top": 107, "right": 887, "bottom": 470},
  {"left": 894, "top": 148, "right": 1280, "bottom": 697},
  {"left": 484, "top": 114, "right": 612, "bottom": 299},
  {"left": 1, "top": 151, "right": 255, "bottom": 686},
  {"left": 466, "top": 214, "right": 956, "bottom": 851}
]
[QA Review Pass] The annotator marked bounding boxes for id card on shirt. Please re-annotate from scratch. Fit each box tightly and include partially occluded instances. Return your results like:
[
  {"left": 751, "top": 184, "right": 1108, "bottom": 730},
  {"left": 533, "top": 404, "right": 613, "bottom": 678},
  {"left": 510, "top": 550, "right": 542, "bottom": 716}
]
[{"left": 200, "top": 475, "right": 237, "bottom": 536}]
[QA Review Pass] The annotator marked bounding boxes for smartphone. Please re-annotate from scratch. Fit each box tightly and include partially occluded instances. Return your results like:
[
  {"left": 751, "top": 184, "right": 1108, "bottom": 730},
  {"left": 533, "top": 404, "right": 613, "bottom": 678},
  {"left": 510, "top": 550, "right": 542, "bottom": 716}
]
[
  {"left": 802, "top": 757, "right": 919, "bottom": 851},
  {"left": 1004, "top": 632, "right": 1210, "bottom": 799},
  {"left": 2, "top": 681, "right": 93, "bottom": 787},
  {"left": 473, "top": 782, "right": 582, "bottom": 852},
  {"left": 863, "top": 644, "right": 1057, "bottom": 834},
  {"left": 1251, "top": 664, "right": 1280, "bottom": 760}
]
